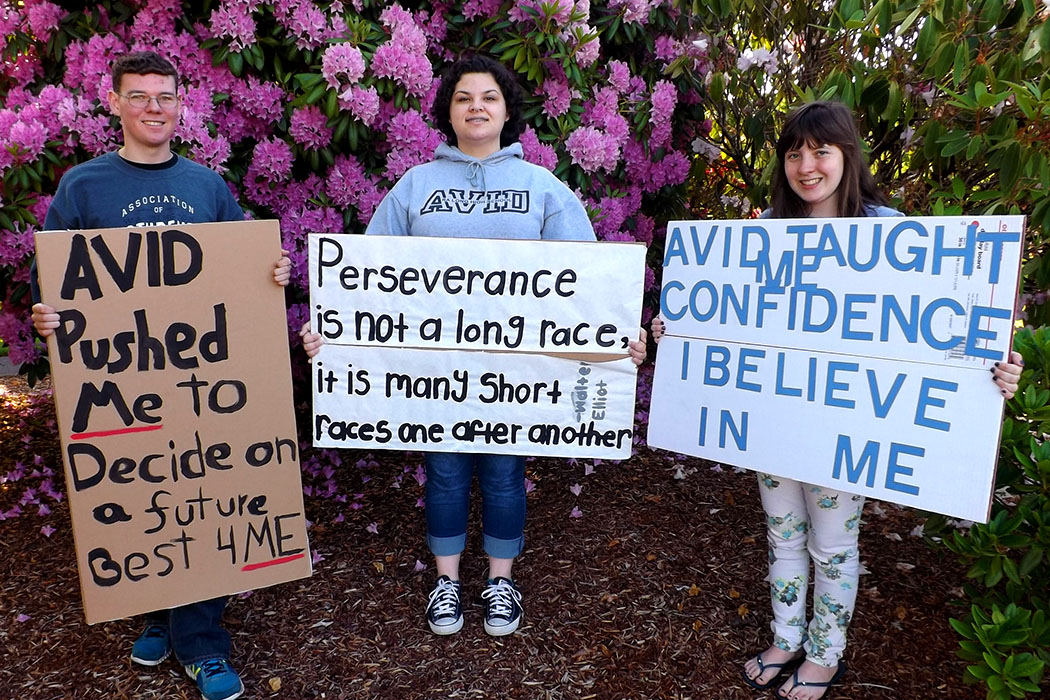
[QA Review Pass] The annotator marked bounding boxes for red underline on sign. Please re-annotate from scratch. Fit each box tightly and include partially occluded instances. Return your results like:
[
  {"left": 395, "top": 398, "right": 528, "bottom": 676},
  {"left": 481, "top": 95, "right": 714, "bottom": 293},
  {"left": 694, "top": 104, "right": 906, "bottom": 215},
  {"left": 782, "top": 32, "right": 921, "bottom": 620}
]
[
  {"left": 70, "top": 425, "right": 165, "bottom": 440},
  {"left": 242, "top": 553, "right": 306, "bottom": 572}
]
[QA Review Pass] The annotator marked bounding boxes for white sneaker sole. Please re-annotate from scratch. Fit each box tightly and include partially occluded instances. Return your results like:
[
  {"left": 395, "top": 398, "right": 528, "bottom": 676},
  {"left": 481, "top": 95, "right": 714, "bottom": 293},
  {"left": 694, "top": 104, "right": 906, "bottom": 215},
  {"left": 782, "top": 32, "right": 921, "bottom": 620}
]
[
  {"left": 130, "top": 649, "right": 170, "bottom": 666},
  {"left": 484, "top": 614, "right": 522, "bottom": 636},
  {"left": 428, "top": 615, "right": 464, "bottom": 635}
]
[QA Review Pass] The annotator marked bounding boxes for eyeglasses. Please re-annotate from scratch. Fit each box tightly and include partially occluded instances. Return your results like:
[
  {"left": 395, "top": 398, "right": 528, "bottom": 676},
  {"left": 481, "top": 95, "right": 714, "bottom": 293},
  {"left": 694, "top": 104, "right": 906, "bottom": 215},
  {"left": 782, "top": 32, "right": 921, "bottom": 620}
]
[{"left": 117, "top": 92, "right": 179, "bottom": 110}]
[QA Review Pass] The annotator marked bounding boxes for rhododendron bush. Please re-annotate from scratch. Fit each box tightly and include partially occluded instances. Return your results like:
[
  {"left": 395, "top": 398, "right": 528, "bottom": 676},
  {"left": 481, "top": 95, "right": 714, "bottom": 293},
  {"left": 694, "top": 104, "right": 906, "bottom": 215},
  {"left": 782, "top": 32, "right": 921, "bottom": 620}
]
[{"left": 0, "top": 0, "right": 712, "bottom": 379}]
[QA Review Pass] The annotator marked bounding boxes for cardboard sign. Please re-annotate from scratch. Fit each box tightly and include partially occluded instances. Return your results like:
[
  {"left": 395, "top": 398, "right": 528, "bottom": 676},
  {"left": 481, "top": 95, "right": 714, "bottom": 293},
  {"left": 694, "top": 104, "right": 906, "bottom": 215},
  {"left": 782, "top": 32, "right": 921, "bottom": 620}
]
[
  {"left": 35, "top": 220, "right": 311, "bottom": 623},
  {"left": 648, "top": 216, "right": 1024, "bottom": 522},
  {"left": 309, "top": 234, "right": 645, "bottom": 459}
]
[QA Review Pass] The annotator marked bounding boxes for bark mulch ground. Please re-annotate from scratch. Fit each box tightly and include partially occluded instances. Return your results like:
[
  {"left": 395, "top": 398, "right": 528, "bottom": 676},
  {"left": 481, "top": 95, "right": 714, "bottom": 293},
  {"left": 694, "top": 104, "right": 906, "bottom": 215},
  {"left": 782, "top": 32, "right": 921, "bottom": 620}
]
[{"left": 0, "top": 375, "right": 977, "bottom": 699}]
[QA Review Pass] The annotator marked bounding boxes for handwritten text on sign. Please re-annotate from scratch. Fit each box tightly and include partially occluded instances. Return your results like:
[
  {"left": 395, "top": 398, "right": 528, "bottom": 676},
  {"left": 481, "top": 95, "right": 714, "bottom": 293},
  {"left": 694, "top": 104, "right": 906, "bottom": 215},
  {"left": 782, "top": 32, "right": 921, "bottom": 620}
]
[
  {"left": 309, "top": 235, "right": 645, "bottom": 354},
  {"left": 313, "top": 345, "right": 638, "bottom": 458},
  {"left": 35, "top": 220, "right": 311, "bottom": 623},
  {"left": 648, "top": 216, "right": 1024, "bottom": 522},
  {"left": 309, "top": 235, "right": 646, "bottom": 459}
]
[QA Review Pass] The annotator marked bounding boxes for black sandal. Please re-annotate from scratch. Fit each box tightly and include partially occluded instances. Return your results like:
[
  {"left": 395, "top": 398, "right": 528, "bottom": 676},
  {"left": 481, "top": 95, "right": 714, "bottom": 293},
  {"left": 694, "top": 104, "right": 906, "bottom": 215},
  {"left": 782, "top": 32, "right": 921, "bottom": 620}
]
[
  {"left": 775, "top": 660, "right": 846, "bottom": 699},
  {"left": 741, "top": 650, "right": 804, "bottom": 690}
]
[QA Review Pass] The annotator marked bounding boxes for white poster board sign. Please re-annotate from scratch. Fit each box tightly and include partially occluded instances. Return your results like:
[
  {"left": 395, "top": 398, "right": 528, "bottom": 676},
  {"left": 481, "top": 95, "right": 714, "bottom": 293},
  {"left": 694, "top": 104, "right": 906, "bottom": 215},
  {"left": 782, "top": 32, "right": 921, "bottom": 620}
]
[
  {"left": 648, "top": 216, "right": 1024, "bottom": 522},
  {"left": 309, "top": 235, "right": 645, "bottom": 459}
]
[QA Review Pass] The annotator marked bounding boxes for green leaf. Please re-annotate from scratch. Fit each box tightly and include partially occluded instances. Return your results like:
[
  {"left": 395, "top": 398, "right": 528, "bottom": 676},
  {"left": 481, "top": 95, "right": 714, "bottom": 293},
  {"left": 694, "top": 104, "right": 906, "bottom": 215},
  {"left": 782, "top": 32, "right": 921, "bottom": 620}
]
[
  {"left": 917, "top": 17, "right": 939, "bottom": 62},
  {"left": 999, "top": 143, "right": 1022, "bottom": 193},
  {"left": 950, "top": 617, "right": 977, "bottom": 639},
  {"left": 1019, "top": 546, "right": 1044, "bottom": 575},
  {"left": 953, "top": 42, "right": 970, "bottom": 87}
]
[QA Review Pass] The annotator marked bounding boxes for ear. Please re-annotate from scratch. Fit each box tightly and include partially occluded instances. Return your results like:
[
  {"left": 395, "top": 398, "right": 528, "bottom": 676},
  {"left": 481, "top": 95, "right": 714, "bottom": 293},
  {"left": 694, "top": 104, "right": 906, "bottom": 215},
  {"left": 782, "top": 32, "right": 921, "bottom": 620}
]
[{"left": 107, "top": 89, "right": 121, "bottom": 116}]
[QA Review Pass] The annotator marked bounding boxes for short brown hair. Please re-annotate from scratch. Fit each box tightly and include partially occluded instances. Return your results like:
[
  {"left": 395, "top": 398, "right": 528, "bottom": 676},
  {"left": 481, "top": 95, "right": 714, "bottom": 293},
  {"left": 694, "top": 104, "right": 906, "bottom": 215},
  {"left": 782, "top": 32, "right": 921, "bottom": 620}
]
[{"left": 111, "top": 51, "right": 178, "bottom": 93}]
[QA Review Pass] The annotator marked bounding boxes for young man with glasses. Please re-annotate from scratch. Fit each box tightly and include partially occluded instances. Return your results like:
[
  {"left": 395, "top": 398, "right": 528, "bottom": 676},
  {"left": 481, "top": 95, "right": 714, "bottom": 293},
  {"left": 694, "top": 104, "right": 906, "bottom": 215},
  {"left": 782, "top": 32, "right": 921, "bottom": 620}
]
[{"left": 30, "top": 51, "right": 291, "bottom": 700}]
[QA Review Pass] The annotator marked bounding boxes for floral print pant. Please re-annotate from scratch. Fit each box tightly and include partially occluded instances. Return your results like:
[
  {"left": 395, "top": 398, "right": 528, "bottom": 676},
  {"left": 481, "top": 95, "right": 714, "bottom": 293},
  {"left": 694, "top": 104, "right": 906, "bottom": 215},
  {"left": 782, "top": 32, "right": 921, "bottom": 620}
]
[{"left": 757, "top": 474, "right": 864, "bottom": 667}]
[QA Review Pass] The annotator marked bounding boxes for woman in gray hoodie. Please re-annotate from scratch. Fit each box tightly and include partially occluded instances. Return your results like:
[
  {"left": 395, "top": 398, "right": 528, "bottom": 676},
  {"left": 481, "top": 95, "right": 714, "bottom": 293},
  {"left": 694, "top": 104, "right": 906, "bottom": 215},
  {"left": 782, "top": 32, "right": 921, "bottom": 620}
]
[{"left": 304, "top": 54, "right": 645, "bottom": 637}]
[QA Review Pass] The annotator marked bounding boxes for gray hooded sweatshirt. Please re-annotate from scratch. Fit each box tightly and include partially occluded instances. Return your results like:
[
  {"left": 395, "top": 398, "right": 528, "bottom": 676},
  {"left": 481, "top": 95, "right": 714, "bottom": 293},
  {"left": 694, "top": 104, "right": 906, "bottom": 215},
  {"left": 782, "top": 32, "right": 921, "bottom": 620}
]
[{"left": 365, "top": 143, "right": 595, "bottom": 241}]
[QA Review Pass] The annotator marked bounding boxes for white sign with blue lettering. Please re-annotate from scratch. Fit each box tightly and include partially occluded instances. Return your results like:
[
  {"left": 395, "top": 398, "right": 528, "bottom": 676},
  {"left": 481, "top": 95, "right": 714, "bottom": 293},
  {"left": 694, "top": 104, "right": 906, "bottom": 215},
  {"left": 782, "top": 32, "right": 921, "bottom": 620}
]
[{"left": 648, "top": 215, "right": 1024, "bottom": 522}]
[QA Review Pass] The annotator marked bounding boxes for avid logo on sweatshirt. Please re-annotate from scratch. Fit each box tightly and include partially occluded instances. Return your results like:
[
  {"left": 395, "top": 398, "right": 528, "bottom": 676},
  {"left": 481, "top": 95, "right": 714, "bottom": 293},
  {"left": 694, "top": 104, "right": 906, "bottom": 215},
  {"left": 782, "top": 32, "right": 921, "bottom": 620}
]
[{"left": 419, "top": 188, "right": 531, "bottom": 216}]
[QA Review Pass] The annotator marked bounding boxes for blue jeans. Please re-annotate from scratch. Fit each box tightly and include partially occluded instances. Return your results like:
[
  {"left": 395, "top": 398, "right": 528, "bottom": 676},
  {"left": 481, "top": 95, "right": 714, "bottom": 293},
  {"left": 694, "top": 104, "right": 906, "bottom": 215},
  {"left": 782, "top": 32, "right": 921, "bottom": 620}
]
[
  {"left": 145, "top": 597, "right": 230, "bottom": 665},
  {"left": 425, "top": 452, "right": 526, "bottom": 559}
]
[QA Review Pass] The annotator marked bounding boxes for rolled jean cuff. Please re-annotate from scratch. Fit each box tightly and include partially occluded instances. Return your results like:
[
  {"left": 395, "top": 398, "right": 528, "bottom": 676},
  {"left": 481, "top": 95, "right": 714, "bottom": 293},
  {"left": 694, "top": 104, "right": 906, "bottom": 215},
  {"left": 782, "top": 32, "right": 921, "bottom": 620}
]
[
  {"left": 428, "top": 532, "right": 467, "bottom": 557},
  {"left": 483, "top": 533, "right": 524, "bottom": 559}
]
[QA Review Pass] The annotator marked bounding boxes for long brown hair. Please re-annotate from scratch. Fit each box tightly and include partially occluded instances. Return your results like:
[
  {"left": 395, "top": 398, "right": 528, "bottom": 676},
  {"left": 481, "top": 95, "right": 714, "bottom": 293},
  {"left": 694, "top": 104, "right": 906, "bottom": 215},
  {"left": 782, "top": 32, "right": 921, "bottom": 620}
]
[{"left": 770, "top": 101, "right": 888, "bottom": 218}]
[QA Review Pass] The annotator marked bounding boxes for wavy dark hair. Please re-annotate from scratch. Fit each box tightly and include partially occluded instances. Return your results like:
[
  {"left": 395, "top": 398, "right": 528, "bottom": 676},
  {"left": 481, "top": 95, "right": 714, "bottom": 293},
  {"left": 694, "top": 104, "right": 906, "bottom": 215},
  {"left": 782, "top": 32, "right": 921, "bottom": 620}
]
[
  {"left": 111, "top": 51, "right": 179, "bottom": 92},
  {"left": 431, "top": 54, "right": 525, "bottom": 149},
  {"left": 770, "top": 100, "right": 888, "bottom": 218}
]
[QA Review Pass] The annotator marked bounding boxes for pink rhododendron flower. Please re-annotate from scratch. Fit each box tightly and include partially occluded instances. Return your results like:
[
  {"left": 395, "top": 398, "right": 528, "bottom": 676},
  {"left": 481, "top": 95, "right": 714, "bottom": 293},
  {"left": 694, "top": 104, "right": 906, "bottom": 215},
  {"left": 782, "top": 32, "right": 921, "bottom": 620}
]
[
  {"left": 384, "top": 109, "right": 443, "bottom": 179},
  {"left": 609, "top": 0, "right": 651, "bottom": 25},
  {"left": 371, "top": 4, "right": 432, "bottom": 96},
  {"left": 540, "top": 75, "right": 577, "bottom": 119},
  {"left": 519, "top": 126, "right": 558, "bottom": 172},
  {"left": 63, "top": 33, "right": 127, "bottom": 97},
  {"left": 129, "top": 0, "right": 184, "bottom": 44},
  {"left": 607, "top": 60, "right": 631, "bottom": 93},
  {"left": 0, "top": 312, "right": 39, "bottom": 365},
  {"left": 8, "top": 120, "right": 47, "bottom": 163},
  {"left": 26, "top": 1, "right": 64, "bottom": 43},
  {"left": 210, "top": 1, "right": 257, "bottom": 52},
  {"left": 0, "top": 223, "right": 35, "bottom": 267},
  {"left": 566, "top": 126, "right": 620, "bottom": 174},
  {"left": 250, "top": 138, "right": 294, "bottom": 182},
  {"left": 341, "top": 84, "right": 380, "bottom": 126},
  {"left": 321, "top": 43, "right": 366, "bottom": 91},
  {"left": 325, "top": 154, "right": 386, "bottom": 224},
  {"left": 649, "top": 80, "right": 677, "bottom": 150},
  {"left": 462, "top": 0, "right": 503, "bottom": 20},
  {"left": 654, "top": 35, "right": 681, "bottom": 64},
  {"left": 289, "top": 105, "right": 332, "bottom": 150},
  {"left": 575, "top": 34, "right": 600, "bottom": 67},
  {"left": 189, "top": 134, "right": 233, "bottom": 172}
]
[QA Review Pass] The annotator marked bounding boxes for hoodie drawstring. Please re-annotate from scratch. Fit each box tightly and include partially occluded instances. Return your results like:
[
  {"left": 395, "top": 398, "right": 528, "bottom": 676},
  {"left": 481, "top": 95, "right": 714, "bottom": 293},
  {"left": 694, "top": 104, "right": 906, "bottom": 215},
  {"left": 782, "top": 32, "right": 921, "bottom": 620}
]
[{"left": 465, "top": 160, "right": 484, "bottom": 190}]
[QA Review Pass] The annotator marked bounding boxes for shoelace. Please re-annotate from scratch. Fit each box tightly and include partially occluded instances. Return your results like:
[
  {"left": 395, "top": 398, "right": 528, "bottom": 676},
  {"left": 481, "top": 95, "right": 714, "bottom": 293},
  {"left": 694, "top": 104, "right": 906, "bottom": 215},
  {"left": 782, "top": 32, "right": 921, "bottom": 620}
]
[
  {"left": 481, "top": 580, "right": 521, "bottom": 619},
  {"left": 428, "top": 579, "right": 460, "bottom": 617},
  {"left": 142, "top": 625, "right": 167, "bottom": 639},
  {"left": 197, "top": 659, "right": 229, "bottom": 679}
]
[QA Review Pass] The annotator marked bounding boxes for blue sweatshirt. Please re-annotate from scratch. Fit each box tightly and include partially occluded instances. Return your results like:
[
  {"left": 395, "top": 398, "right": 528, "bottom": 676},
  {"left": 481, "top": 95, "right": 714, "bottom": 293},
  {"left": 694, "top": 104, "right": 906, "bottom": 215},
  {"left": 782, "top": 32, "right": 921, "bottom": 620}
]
[
  {"left": 44, "top": 151, "right": 243, "bottom": 231},
  {"left": 365, "top": 143, "right": 595, "bottom": 241},
  {"left": 32, "top": 151, "right": 244, "bottom": 301}
]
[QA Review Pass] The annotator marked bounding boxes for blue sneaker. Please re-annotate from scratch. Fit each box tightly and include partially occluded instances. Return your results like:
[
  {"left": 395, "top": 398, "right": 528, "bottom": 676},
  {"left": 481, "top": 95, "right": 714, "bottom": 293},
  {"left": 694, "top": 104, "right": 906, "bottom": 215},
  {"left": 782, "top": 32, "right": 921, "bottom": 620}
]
[
  {"left": 184, "top": 658, "right": 244, "bottom": 700},
  {"left": 130, "top": 624, "right": 171, "bottom": 666}
]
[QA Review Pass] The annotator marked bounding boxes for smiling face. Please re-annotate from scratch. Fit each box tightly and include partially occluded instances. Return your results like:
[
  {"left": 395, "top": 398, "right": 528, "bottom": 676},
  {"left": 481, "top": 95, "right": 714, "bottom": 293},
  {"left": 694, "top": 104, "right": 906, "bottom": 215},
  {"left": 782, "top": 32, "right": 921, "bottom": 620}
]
[
  {"left": 108, "top": 72, "right": 180, "bottom": 163},
  {"left": 448, "top": 72, "right": 508, "bottom": 158},
  {"left": 783, "top": 141, "right": 844, "bottom": 217}
]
